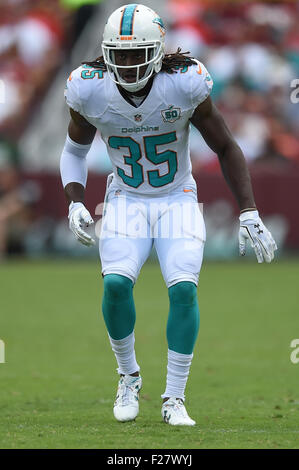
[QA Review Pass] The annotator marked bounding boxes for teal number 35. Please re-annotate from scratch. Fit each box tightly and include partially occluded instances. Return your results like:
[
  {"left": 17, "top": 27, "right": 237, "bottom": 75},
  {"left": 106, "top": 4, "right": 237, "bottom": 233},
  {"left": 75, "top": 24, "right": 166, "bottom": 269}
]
[{"left": 108, "top": 132, "right": 178, "bottom": 188}]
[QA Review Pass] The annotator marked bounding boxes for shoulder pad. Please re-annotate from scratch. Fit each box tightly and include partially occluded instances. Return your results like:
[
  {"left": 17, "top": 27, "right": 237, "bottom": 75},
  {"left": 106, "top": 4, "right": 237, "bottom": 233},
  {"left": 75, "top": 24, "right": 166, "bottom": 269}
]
[{"left": 64, "top": 65, "right": 107, "bottom": 117}]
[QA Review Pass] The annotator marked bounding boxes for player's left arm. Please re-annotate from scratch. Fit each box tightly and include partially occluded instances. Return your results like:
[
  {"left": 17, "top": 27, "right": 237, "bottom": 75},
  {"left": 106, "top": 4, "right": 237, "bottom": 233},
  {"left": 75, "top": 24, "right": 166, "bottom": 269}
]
[
  {"left": 190, "top": 96, "right": 277, "bottom": 263},
  {"left": 191, "top": 96, "right": 255, "bottom": 210}
]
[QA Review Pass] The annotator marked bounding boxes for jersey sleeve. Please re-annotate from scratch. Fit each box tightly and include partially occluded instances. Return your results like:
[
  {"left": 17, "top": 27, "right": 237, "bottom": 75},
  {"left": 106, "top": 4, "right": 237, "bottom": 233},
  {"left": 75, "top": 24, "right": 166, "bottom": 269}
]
[
  {"left": 64, "top": 67, "right": 83, "bottom": 115},
  {"left": 190, "top": 60, "right": 213, "bottom": 109}
]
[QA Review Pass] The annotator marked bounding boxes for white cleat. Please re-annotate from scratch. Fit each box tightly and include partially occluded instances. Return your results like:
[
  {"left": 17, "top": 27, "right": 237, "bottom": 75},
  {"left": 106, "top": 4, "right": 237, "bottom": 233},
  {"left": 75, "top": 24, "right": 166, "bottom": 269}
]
[
  {"left": 113, "top": 374, "right": 142, "bottom": 422},
  {"left": 162, "top": 397, "right": 196, "bottom": 426}
]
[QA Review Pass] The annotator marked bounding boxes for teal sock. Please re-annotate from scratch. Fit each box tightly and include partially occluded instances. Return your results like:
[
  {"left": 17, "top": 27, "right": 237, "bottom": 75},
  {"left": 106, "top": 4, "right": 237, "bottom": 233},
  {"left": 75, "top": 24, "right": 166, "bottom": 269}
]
[
  {"left": 167, "top": 282, "right": 199, "bottom": 355},
  {"left": 102, "top": 274, "right": 136, "bottom": 340}
]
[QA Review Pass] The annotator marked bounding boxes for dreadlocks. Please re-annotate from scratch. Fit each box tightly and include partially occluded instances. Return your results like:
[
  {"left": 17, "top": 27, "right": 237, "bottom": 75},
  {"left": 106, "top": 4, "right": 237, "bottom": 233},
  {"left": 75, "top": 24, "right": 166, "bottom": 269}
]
[
  {"left": 161, "top": 48, "right": 197, "bottom": 73},
  {"left": 82, "top": 48, "right": 197, "bottom": 74},
  {"left": 83, "top": 56, "right": 106, "bottom": 70}
]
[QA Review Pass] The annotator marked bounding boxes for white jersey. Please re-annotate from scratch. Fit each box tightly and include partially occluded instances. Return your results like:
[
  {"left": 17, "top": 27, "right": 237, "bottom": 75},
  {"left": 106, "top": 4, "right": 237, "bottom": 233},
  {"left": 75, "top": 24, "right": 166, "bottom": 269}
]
[{"left": 64, "top": 61, "right": 213, "bottom": 195}]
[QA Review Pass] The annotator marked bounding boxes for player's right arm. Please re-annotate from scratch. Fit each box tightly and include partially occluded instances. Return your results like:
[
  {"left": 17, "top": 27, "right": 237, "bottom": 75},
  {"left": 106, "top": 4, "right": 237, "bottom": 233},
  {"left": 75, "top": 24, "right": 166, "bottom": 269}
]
[
  {"left": 60, "top": 107, "right": 97, "bottom": 246},
  {"left": 63, "top": 108, "right": 97, "bottom": 203}
]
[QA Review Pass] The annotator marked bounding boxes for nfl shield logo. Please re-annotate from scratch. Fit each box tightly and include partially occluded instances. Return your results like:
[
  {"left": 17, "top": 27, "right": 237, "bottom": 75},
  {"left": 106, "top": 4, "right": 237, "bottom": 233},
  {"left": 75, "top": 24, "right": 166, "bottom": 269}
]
[{"left": 134, "top": 114, "right": 142, "bottom": 122}]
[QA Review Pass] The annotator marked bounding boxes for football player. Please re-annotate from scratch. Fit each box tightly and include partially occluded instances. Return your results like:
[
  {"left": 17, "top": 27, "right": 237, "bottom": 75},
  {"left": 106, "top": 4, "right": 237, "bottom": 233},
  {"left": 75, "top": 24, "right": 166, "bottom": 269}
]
[{"left": 60, "top": 4, "right": 277, "bottom": 426}]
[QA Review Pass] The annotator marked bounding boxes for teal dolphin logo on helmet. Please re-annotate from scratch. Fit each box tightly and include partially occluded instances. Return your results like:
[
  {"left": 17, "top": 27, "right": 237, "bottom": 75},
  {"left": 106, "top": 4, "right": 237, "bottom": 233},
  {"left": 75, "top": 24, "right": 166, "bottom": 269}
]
[{"left": 153, "top": 17, "right": 165, "bottom": 35}]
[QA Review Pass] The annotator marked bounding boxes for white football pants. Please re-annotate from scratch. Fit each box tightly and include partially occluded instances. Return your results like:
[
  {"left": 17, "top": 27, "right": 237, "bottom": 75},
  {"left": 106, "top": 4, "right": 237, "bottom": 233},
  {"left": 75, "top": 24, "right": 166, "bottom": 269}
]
[{"left": 99, "top": 180, "right": 205, "bottom": 288}]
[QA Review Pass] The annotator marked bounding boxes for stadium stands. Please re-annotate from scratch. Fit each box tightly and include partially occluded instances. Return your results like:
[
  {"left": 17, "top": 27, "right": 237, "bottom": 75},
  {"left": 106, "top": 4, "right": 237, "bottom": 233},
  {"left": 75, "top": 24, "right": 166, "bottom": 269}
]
[{"left": 167, "top": 0, "right": 299, "bottom": 169}]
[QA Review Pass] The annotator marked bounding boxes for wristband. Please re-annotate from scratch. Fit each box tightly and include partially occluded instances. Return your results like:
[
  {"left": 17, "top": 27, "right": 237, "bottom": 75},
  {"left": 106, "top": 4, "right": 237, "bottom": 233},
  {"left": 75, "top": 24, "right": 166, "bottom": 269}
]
[
  {"left": 240, "top": 207, "right": 257, "bottom": 214},
  {"left": 60, "top": 135, "right": 91, "bottom": 188}
]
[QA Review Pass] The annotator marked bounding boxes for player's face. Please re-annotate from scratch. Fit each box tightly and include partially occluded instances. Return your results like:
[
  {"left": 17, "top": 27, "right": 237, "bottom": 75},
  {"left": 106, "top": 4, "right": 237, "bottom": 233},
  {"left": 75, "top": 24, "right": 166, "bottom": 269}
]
[{"left": 114, "top": 49, "right": 147, "bottom": 84}]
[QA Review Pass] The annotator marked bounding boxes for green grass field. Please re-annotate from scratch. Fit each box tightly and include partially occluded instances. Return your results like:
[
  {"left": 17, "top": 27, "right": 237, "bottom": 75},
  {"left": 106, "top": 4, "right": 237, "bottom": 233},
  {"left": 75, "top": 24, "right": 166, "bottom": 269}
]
[{"left": 0, "top": 259, "right": 298, "bottom": 449}]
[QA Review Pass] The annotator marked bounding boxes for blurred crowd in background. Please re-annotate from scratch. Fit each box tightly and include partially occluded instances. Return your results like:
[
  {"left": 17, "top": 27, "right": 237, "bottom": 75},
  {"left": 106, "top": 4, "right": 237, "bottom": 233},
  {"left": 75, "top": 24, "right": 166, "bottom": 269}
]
[
  {"left": 0, "top": 0, "right": 103, "bottom": 258},
  {"left": 0, "top": 0, "right": 298, "bottom": 258},
  {"left": 0, "top": 0, "right": 298, "bottom": 169},
  {"left": 166, "top": 0, "right": 299, "bottom": 171},
  {"left": 0, "top": 0, "right": 101, "bottom": 141}
]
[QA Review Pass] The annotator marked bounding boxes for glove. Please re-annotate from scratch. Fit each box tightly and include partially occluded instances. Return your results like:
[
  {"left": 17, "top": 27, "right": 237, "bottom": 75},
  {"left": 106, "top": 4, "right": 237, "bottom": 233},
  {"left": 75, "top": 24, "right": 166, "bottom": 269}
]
[
  {"left": 68, "top": 201, "right": 95, "bottom": 246},
  {"left": 239, "top": 210, "right": 277, "bottom": 263}
]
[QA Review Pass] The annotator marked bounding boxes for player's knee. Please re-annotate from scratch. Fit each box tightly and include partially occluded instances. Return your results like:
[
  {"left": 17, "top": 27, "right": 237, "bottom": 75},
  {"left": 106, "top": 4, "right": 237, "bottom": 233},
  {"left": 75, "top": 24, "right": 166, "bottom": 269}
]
[
  {"left": 168, "top": 281, "right": 197, "bottom": 306},
  {"left": 103, "top": 274, "right": 133, "bottom": 303}
]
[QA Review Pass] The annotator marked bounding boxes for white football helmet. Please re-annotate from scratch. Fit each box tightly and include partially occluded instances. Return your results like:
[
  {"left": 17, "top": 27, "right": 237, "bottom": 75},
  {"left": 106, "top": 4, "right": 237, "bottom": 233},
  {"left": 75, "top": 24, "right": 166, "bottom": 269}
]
[{"left": 102, "top": 4, "right": 165, "bottom": 92}]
